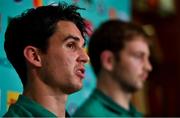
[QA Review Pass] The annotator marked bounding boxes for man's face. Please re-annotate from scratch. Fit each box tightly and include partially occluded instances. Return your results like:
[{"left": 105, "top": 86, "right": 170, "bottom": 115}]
[
  {"left": 39, "top": 21, "right": 89, "bottom": 94},
  {"left": 112, "top": 36, "right": 152, "bottom": 92}
]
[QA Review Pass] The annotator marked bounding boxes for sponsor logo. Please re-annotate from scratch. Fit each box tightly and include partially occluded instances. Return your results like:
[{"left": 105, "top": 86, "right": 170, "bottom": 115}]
[{"left": 7, "top": 91, "right": 20, "bottom": 109}]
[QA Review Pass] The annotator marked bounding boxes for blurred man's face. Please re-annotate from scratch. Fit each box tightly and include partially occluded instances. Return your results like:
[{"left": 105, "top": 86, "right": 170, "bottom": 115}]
[
  {"left": 39, "top": 21, "right": 89, "bottom": 94},
  {"left": 112, "top": 36, "right": 152, "bottom": 92}
]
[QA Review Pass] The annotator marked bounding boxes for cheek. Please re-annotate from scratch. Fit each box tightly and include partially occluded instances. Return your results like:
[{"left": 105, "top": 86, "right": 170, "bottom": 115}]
[
  {"left": 57, "top": 53, "right": 79, "bottom": 75},
  {"left": 61, "top": 53, "right": 77, "bottom": 68},
  {"left": 43, "top": 53, "right": 67, "bottom": 73},
  {"left": 44, "top": 51, "right": 78, "bottom": 74},
  {"left": 65, "top": 55, "right": 75, "bottom": 64},
  {"left": 120, "top": 59, "right": 140, "bottom": 74}
]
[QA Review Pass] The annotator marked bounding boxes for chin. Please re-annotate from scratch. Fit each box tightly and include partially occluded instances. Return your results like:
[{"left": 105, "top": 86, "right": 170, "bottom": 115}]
[
  {"left": 65, "top": 84, "right": 83, "bottom": 94},
  {"left": 126, "top": 84, "right": 143, "bottom": 93},
  {"left": 134, "top": 83, "right": 143, "bottom": 91}
]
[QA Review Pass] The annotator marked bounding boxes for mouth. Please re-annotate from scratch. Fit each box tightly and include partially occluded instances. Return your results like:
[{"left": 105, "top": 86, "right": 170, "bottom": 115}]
[
  {"left": 140, "top": 73, "right": 148, "bottom": 80},
  {"left": 75, "top": 67, "right": 85, "bottom": 79}
]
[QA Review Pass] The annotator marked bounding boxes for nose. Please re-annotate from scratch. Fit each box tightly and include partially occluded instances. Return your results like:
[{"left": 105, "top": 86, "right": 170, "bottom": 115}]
[
  {"left": 144, "top": 59, "right": 153, "bottom": 72},
  {"left": 77, "top": 48, "right": 89, "bottom": 64}
]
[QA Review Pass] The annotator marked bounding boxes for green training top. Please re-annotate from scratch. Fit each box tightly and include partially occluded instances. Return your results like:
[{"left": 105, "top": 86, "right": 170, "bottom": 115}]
[
  {"left": 3, "top": 95, "right": 57, "bottom": 117},
  {"left": 73, "top": 88, "right": 142, "bottom": 117}
]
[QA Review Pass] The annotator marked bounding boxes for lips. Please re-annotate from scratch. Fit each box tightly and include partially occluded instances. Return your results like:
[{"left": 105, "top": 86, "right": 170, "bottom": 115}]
[
  {"left": 75, "top": 67, "right": 85, "bottom": 79},
  {"left": 140, "top": 73, "right": 148, "bottom": 80}
]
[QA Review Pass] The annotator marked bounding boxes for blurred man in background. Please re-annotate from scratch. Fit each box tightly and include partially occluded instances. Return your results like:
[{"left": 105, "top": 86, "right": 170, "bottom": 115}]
[
  {"left": 73, "top": 19, "right": 152, "bottom": 117},
  {"left": 3, "top": 3, "right": 89, "bottom": 117}
]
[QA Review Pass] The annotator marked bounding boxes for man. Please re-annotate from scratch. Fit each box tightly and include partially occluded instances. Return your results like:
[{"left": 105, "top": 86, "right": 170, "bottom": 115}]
[
  {"left": 73, "top": 20, "right": 152, "bottom": 117},
  {"left": 3, "top": 3, "right": 89, "bottom": 117}
]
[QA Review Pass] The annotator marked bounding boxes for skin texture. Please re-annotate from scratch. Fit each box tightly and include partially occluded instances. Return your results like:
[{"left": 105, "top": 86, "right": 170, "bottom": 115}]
[
  {"left": 97, "top": 36, "right": 152, "bottom": 110},
  {"left": 39, "top": 21, "right": 89, "bottom": 94},
  {"left": 23, "top": 20, "right": 89, "bottom": 116},
  {"left": 112, "top": 36, "right": 152, "bottom": 93}
]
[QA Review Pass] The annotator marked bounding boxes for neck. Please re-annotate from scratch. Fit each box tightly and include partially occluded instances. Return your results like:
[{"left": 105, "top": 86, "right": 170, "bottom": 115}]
[
  {"left": 97, "top": 70, "right": 132, "bottom": 110},
  {"left": 23, "top": 73, "right": 67, "bottom": 117}
]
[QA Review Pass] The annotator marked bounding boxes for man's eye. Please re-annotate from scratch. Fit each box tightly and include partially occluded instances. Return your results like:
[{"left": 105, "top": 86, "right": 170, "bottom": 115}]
[
  {"left": 134, "top": 54, "right": 142, "bottom": 58},
  {"left": 67, "top": 43, "right": 75, "bottom": 49},
  {"left": 132, "top": 53, "right": 143, "bottom": 59}
]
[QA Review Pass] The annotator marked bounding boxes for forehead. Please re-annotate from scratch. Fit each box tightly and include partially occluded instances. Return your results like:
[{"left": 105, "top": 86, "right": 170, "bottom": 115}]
[
  {"left": 55, "top": 20, "right": 84, "bottom": 40},
  {"left": 124, "top": 36, "right": 150, "bottom": 55}
]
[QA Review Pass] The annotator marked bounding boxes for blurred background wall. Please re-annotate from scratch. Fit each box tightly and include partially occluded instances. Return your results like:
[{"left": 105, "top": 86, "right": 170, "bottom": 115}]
[
  {"left": 0, "top": 0, "right": 131, "bottom": 116},
  {"left": 132, "top": 0, "right": 180, "bottom": 116}
]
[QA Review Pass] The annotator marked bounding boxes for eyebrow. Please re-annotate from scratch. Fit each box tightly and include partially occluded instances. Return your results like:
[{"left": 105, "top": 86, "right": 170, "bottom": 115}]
[
  {"left": 63, "top": 35, "right": 86, "bottom": 47},
  {"left": 133, "top": 51, "right": 150, "bottom": 57}
]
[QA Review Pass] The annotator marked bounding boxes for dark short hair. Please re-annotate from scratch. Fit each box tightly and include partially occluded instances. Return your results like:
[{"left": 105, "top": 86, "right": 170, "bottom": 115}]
[
  {"left": 4, "top": 3, "right": 87, "bottom": 87},
  {"left": 88, "top": 19, "right": 150, "bottom": 77}
]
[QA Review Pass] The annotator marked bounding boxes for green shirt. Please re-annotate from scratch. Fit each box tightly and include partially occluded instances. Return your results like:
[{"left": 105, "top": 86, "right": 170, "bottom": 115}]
[
  {"left": 3, "top": 95, "right": 57, "bottom": 117},
  {"left": 73, "top": 89, "right": 142, "bottom": 117}
]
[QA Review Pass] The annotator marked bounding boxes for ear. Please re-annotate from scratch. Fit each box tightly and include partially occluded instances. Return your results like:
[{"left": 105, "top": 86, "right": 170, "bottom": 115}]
[
  {"left": 23, "top": 46, "right": 42, "bottom": 67},
  {"left": 100, "top": 50, "right": 115, "bottom": 71}
]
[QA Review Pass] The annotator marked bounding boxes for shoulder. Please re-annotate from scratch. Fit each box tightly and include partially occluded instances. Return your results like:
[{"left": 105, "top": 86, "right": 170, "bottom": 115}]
[
  {"left": 3, "top": 103, "right": 29, "bottom": 117},
  {"left": 73, "top": 92, "right": 105, "bottom": 117}
]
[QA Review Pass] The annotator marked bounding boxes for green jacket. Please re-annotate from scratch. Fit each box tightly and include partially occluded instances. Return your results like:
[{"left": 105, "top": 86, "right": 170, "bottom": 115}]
[
  {"left": 3, "top": 95, "right": 57, "bottom": 117},
  {"left": 73, "top": 89, "right": 142, "bottom": 117}
]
